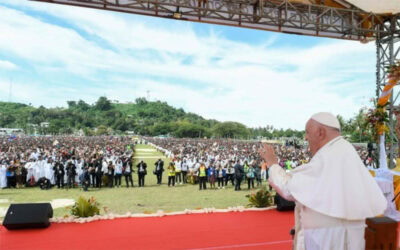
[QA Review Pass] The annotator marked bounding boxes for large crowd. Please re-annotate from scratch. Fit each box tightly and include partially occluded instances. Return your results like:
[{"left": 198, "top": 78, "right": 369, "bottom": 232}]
[
  {"left": 146, "top": 137, "right": 312, "bottom": 190},
  {"left": 0, "top": 136, "right": 135, "bottom": 190},
  {"left": 0, "top": 135, "right": 371, "bottom": 191}
]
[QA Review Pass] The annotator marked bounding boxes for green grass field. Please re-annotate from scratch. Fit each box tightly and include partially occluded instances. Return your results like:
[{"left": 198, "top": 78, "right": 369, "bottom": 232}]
[{"left": 0, "top": 144, "right": 263, "bottom": 220}]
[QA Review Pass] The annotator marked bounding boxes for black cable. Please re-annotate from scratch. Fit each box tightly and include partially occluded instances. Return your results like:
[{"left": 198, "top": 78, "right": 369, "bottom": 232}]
[{"left": 392, "top": 191, "right": 400, "bottom": 202}]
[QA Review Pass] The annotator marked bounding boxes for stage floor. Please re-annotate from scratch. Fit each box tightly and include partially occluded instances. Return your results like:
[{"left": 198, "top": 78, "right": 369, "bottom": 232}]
[{"left": 0, "top": 210, "right": 294, "bottom": 250}]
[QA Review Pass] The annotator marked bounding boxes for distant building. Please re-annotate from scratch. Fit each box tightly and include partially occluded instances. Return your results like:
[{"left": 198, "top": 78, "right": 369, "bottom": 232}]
[
  {"left": 75, "top": 129, "right": 85, "bottom": 137},
  {"left": 0, "top": 128, "right": 24, "bottom": 135},
  {"left": 40, "top": 122, "right": 50, "bottom": 128}
]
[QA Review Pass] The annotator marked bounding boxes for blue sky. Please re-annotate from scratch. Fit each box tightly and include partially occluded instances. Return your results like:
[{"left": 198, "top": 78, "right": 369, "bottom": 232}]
[{"left": 0, "top": 0, "right": 377, "bottom": 129}]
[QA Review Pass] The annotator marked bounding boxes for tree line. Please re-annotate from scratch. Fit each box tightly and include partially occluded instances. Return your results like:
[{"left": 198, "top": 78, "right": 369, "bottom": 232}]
[{"left": 0, "top": 97, "right": 374, "bottom": 142}]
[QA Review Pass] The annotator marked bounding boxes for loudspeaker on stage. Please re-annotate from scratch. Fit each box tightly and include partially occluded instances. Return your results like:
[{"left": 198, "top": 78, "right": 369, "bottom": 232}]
[{"left": 3, "top": 203, "right": 53, "bottom": 230}]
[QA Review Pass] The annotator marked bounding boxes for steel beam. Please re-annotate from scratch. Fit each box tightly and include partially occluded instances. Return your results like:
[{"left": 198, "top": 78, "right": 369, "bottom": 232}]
[{"left": 29, "top": 0, "right": 390, "bottom": 41}]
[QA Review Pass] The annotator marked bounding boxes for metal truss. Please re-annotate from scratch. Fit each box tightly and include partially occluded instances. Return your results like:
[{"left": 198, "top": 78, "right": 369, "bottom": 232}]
[
  {"left": 31, "top": 0, "right": 390, "bottom": 41},
  {"left": 376, "top": 15, "right": 400, "bottom": 168}
]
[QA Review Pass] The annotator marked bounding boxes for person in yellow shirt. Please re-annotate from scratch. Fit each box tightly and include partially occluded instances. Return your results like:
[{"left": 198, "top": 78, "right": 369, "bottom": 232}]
[
  {"left": 198, "top": 163, "right": 207, "bottom": 190},
  {"left": 167, "top": 162, "right": 176, "bottom": 187}
]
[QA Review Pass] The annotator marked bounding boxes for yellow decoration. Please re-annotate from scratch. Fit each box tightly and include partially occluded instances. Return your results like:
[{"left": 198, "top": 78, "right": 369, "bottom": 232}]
[
  {"left": 393, "top": 159, "right": 400, "bottom": 210},
  {"left": 370, "top": 63, "right": 400, "bottom": 137},
  {"left": 369, "top": 170, "right": 376, "bottom": 177}
]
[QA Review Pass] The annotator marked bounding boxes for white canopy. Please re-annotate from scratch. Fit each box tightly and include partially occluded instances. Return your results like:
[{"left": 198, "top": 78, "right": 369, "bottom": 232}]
[
  {"left": 346, "top": 0, "right": 400, "bottom": 14},
  {"left": 291, "top": 0, "right": 400, "bottom": 15}
]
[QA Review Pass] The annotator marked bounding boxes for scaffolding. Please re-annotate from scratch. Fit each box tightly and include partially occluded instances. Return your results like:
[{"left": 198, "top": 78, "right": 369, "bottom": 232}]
[
  {"left": 376, "top": 16, "right": 400, "bottom": 167},
  {"left": 30, "top": 0, "right": 400, "bottom": 165}
]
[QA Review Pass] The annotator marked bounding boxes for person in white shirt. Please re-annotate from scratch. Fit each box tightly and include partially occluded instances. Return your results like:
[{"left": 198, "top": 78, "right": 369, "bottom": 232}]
[
  {"left": 194, "top": 161, "right": 200, "bottom": 174},
  {"left": 102, "top": 159, "right": 108, "bottom": 174},
  {"left": 175, "top": 159, "right": 182, "bottom": 184},
  {"left": 181, "top": 158, "right": 188, "bottom": 184},
  {"left": 259, "top": 112, "right": 386, "bottom": 250},
  {"left": 114, "top": 158, "right": 123, "bottom": 187}
]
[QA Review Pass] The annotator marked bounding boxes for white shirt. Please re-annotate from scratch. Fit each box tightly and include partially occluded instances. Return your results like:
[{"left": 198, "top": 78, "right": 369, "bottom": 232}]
[
  {"left": 101, "top": 161, "right": 108, "bottom": 173},
  {"left": 115, "top": 161, "right": 123, "bottom": 174},
  {"left": 181, "top": 162, "right": 188, "bottom": 171},
  {"left": 175, "top": 161, "right": 182, "bottom": 172}
]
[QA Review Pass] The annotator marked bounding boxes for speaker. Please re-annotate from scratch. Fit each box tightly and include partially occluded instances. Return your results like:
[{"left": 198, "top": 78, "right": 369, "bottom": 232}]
[
  {"left": 3, "top": 203, "right": 53, "bottom": 230},
  {"left": 275, "top": 194, "right": 295, "bottom": 211}
]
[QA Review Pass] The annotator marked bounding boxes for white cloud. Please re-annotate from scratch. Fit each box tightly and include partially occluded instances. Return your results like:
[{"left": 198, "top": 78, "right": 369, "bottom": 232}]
[
  {"left": 0, "top": 1, "right": 378, "bottom": 130},
  {"left": 0, "top": 60, "right": 17, "bottom": 70}
]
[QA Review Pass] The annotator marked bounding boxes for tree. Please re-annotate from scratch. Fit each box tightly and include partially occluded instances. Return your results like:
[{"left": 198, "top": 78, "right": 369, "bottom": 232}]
[
  {"left": 59, "top": 127, "right": 73, "bottom": 135},
  {"left": 83, "top": 127, "right": 95, "bottom": 136},
  {"left": 212, "top": 122, "right": 249, "bottom": 139},
  {"left": 112, "top": 118, "right": 130, "bottom": 132},
  {"left": 67, "top": 101, "right": 77, "bottom": 109},
  {"left": 48, "top": 120, "right": 64, "bottom": 135},
  {"left": 337, "top": 115, "right": 346, "bottom": 131},
  {"left": 135, "top": 97, "right": 148, "bottom": 106},
  {"left": 77, "top": 100, "right": 90, "bottom": 111},
  {"left": 151, "top": 122, "right": 175, "bottom": 136},
  {"left": 349, "top": 109, "right": 369, "bottom": 142},
  {"left": 0, "top": 113, "right": 16, "bottom": 127},
  {"left": 95, "top": 97, "right": 112, "bottom": 111},
  {"left": 96, "top": 125, "right": 109, "bottom": 135},
  {"left": 174, "top": 122, "right": 208, "bottom": 138}
]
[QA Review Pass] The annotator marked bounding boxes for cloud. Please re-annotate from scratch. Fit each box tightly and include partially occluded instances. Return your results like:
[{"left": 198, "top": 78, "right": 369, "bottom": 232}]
[
  {"left": 0, "top": 60, "right": 17, "bottom": 70},
  {"left": 0, "top": 1, "right": 377, "bottom": 130}
]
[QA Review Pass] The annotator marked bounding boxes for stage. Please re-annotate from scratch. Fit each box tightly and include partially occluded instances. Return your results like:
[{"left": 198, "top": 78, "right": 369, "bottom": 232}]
[{"left": 0, "top": 210, "right": 294, "bottom": 250}]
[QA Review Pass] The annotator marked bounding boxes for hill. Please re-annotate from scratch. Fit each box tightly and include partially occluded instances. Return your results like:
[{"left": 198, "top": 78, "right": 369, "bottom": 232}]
[{"left": 0, "top": 97, "right": 304, "bottom": 139}]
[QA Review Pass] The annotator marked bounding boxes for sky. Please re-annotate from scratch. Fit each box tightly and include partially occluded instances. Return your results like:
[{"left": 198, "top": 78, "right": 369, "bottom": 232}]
[{"left": 0, "top": 0, "right": 377, "bottom": 130}]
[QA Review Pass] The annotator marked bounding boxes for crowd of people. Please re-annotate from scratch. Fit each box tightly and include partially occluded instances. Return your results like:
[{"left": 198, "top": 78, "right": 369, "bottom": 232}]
[
  {"left": 146, "top": 137, "right": 313, "bottom": 190},
  {"left": 0, "top": 136, "right": 135, "bottom": 190},
  {"left": 0, "top": 135, "right": 371, "bottom": 191}
]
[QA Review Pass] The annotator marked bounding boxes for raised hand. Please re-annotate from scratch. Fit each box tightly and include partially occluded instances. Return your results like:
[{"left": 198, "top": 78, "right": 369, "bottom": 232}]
[{"left": 258, "top": 144, "right": 278, "bottom": 168}]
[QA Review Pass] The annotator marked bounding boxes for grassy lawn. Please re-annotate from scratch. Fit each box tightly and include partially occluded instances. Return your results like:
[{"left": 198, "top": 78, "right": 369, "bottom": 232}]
[{"left": 0, "top": 144, "right": 262, "bottom": 220}]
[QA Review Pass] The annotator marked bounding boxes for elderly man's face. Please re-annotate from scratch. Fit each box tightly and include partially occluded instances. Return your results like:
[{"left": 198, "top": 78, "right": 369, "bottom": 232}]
[{"left": 305, "top": 120, "right": 319, "bottom": 156}]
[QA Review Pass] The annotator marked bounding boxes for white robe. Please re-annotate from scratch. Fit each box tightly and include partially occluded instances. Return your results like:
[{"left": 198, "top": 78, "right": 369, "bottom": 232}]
[
  {"left": 75, "top": 161, "right": 84, "bottom": 183},
  {"left": 269, "top": 136, "right": 387, "bottom": 250},
  {"left": 44, "top": 162, "right": 55, "bottom": 184},
  {"left": 33, "top": 162, "right": 40, "bottom": 181},
  {"left": 39, "top": 160, "right": 46, "bottom": 179},
  {"left": 0, "top": 165, "right": 7, "bottom": 188},
  {"left": 25, "top": 162, "right": 35, "bottom": 182}
]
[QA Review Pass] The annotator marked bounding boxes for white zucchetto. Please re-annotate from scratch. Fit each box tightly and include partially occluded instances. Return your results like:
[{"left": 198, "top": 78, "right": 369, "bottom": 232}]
[{"left": 311, "top": 112, "right": 340, "bottom": 130}]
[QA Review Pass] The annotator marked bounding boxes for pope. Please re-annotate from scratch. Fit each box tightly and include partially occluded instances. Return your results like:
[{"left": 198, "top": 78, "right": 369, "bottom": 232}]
[{"left": 259, "top": 112, "right": 387, "bottom": 250}]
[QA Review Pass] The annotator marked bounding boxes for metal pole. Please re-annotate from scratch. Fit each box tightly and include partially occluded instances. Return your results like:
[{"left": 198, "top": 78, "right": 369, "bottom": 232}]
[
  {"left": 376, "top": 29, "right": 382, "bottom": 168},
  {"left": 389, "top": 17, "right": 396, "bottom": 168}
]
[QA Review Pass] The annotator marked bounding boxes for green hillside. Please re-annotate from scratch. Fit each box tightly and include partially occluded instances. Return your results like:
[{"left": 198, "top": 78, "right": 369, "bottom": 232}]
[{"left": 0, "top": 96, "right": 305, "bottom": 139}]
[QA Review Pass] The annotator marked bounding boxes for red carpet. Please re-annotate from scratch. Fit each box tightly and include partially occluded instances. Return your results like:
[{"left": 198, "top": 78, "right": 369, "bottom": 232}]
[{"left": 0, "top": 210, "right": 294, "bottom": 250}]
